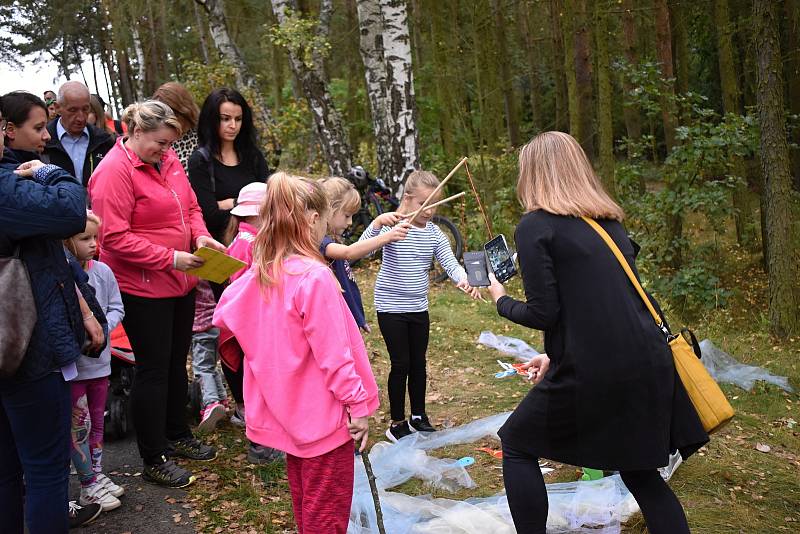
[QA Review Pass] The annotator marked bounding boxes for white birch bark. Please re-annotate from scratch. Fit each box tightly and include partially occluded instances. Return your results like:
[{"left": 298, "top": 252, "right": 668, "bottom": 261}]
[
  {"left": 356, "top": 0, "right": 419, "bottom": 194},
  {"left": 131, "top": 26, "right": 146, "bottom": 99},
  {"left": 272, "top": 0, "right": 353, "bottom": 175},
  {"left": 195, "top": 0, "right": 281, "bottom": 161}
]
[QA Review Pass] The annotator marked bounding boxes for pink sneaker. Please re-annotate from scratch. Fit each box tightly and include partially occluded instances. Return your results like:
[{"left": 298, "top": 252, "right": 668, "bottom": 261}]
[{"left": 197, "top": 402, "right": 226, "bottom": 434}]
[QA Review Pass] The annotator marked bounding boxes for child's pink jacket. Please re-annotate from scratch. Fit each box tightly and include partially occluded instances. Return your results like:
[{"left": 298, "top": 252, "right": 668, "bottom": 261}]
[
  {"left": 213, "top": 255, "right": 379, "bottom": 458},
  {"left": 227, "top": 221, "right": 258, "bottom": 282}
]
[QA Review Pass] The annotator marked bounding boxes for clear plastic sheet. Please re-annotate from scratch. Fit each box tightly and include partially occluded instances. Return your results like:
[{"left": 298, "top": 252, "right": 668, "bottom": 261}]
[
  {"left": 699, "top": 339, "right": 793, "bottom": 393},
  {"left": 349, "top": 410, "right": 639, "bottom": 533},
  {"left": 477, "top": 331, "right": 540, "bottom": 362}
]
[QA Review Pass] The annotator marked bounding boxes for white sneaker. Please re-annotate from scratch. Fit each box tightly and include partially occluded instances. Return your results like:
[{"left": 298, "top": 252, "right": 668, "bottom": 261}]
[
  {"left": 659, "top": 451, "right": 684, "bottom": 481},
  {"left": 80, "top": 481, "right": 122, "bottom": 512},
  {"left": 230, "top": 405, "right": 246, "bottom": 427},
  {"left": 96, "top": 472, "right": 124, "bottom": 498}
]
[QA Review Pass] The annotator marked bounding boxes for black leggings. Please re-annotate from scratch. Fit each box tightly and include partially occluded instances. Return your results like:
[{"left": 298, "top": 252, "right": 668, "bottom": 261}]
[
  {"left": 501, "top": 442, "right": 690, "bottom": 534},
  {"left": 122, "top": 291, "right": 196, "bottom": 465},
  {"left": 221, "top": 360, "right": 244, "bottom": 405},
  {"left": 377, "top": 312, "right": 430, "bottom": 422}
]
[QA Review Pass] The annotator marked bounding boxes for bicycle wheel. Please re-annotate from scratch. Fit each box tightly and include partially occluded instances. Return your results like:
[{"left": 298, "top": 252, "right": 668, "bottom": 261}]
[{"left": 430, "top": 215, "right": 464, "bottom": 284}]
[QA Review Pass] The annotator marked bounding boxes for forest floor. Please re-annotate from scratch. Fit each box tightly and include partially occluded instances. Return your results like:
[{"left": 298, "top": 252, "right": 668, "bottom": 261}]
[{"left": 173, "top": 241, "right": 800, "bottom": 534}]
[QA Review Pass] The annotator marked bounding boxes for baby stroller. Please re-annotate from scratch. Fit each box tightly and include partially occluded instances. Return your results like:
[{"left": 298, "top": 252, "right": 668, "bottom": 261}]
[{"left": 104, "top": 324, "right": 136, "bottom": 440}]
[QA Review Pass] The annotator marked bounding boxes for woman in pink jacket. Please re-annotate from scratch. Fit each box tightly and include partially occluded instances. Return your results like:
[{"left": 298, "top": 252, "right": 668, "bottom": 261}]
[
  {"left": 88, "top": 100, "right": 225, "bottom": 489},
  {"left": 214, "top": 173, "right": 379, "bottom": 534}
]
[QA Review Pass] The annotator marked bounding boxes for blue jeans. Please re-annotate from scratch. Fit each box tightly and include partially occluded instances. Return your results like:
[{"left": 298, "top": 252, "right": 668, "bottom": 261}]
[
  {"left": 191, "top": 327, "right": 228, "bottom": 407},
  {"left": 0, "top": 372, "right": 72, "bottom": 534}
]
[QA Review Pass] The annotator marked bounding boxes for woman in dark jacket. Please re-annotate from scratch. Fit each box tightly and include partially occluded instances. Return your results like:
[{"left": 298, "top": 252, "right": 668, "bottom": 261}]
[
  {"left": 487, "top": 132, "right": 708, "bottom": 534},
  {"left": 0, "top": 102, "right": 104, "bottom": 532}
]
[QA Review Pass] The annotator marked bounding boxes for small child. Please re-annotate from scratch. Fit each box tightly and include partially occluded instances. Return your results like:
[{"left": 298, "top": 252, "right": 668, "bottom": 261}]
[
  {"left": 214, "top": 173, "right": 379, "bottom": 533},
  {"left": 359, "top": 170, "right": 480, "bottom": 442},
  {"left": 318, "top": 177, "right": 410, "bottom": 332},
  {"left": 191, "top": 280, "right": 229, "bottom": 433},
  {"left": 65, "top": 211, "right": 125, "bottom": 512}
]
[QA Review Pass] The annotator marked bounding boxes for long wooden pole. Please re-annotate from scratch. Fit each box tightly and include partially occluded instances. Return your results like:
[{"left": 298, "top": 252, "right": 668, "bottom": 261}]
[
  {"left": 407, "top": 156, "right": 468, "bottom": 224},
  {"left": 399, "top": 192, "right": 465, "bottom": 218},
  {"left": 361, "top": 450, "right": 386, "bottom": 534}
]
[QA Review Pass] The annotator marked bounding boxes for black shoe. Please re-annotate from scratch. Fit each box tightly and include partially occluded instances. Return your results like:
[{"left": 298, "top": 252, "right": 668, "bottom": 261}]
[
  {"left": 247, "top": 443, "right": 285, "bottom": 465},
  {"left": 143, "top": 456, "right": 196, "bottom": 488},
  {"left": 68, "top": 500, "right": 102, "bottom": 528},
  {"left": 167, "top": 436, "right": 217, "bottom": 461},
  {"left": 385, "top": 421, "right": 413, "bottom": 442},
  {"left": 409, "top": 414, "right": 437, "bottom": 433}
]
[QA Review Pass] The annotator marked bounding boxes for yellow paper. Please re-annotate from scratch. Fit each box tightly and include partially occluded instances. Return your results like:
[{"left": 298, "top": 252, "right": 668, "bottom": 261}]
[{"left": 186, "top": 247, "right": 247, "bottom": 284}]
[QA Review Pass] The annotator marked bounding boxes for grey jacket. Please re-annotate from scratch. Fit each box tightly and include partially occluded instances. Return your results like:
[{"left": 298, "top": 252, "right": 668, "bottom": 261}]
[{"left": 75, "top": 260, "right": 124, "bottom": 380}]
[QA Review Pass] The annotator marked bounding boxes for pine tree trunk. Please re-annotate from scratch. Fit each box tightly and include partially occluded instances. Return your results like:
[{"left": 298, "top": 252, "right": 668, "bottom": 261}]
[
  {"left": 621, "top": 0, "right": 645, "bottom": 191},
  {"left": 492, "top": 0, "right": 520, "bottom": 147},
  {"left": 356, "top": 0, "right": 420, "bottom": 194},
  {"left": 715, "top": 0, "right": 754, "bottom": 247},
  {"left": 430, "top": 1, "right": 454, "bottom": 155},
  {"left": 572, "top": 0, "right": 595, "bottom": 157},
  {"left": 272, "top": 0, "right": 353, "bottom": 176},
  {"left": 548, "top": 0, "right": 568, "bottom": 131},
  {"left": 784, "top": 2, "right": 800, "bottom": 192},
  {"left": 562, "top": 1, "right": 579, "bottom": 139},
  {"left": 595, "top": 0, "right": 615, "bottom": 197},
  {"left": 518, "top": 0, "right": 542, "bottom": 132},
  {"left": 754, "top": 0, "right": 799, "bottom": 338},
  {"left": 671, "top": 0, "right": 690, "bottom": 95},
  {"left": 195, "top": 0, "right": 281, "bottom": 161}
]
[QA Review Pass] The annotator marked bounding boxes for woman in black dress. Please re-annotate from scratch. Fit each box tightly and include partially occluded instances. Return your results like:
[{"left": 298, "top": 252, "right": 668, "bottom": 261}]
[{"left": 487, "top": 132, "right": 708, "bottom": 534}]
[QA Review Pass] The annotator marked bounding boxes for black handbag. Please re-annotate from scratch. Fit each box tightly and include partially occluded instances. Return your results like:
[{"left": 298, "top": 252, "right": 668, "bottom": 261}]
[{"left": 0, "top": 244, "right": 37, "bottom": 378}]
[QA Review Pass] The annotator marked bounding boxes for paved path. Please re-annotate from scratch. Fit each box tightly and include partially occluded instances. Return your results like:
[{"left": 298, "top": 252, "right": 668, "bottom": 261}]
[{"left": 69, "top": 435, "right": 197, "bottom": 533}]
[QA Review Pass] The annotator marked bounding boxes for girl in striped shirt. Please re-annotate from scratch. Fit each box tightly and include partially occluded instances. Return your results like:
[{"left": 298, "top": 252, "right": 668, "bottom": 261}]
[{"left": 359, "top": 170, "right": 480, "bottom": 442}]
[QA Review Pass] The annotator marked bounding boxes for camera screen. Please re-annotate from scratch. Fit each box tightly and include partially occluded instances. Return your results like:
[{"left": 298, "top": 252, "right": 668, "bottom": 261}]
[{"left": 486, "top": 240, "right": 510, "bottom": 268}]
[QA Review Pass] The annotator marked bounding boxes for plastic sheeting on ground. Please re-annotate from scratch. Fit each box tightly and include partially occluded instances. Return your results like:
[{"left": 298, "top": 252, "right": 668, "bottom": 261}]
[
  {"left": 349, "top": 413, "right": 639, "bottom": 533},
  {"left": 699, "top": 339, "right": 793, "bottom": 393},
  {"left": 477, "top": 331, "right": 540, "bottom": 362}
]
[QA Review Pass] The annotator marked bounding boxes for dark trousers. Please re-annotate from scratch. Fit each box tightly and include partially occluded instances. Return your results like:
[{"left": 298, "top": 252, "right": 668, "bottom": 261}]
[
  {"left": 221, "top": 360, "right": 244, "bottom": 405},
  {"left": 122, "top": 291, "right": 195, "bottom": 464},
  {"left": 0, "top": 372, "right": 71, "bottom": 534},
  {"left": 377, "top": 311, "right": 430, "bottom": 422},
  {"left": 501, "top": 442, "right": 690, "bottom": 534}
]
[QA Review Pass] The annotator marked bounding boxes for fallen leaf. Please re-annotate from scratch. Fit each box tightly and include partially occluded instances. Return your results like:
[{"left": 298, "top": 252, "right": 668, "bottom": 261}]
[{"left": 755, "top": 443, "right": 771, "bottom": 453}]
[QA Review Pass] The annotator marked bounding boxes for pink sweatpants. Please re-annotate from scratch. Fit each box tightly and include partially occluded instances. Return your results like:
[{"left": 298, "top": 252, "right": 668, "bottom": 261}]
[
  {"left": 286, "top": 440, "right": 355, "bottom": 534},
  {"left": 71, "top": 377, "right": 108, "bottom": 449}
]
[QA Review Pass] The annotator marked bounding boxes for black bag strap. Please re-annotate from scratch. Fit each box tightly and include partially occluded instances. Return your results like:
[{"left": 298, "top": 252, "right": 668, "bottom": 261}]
[{"left": 197, "top": 146, "right": 216, "bottom": 194}]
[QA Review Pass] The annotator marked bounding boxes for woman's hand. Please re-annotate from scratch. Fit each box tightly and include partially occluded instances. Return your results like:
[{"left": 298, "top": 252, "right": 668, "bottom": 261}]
[
  {"left": 457, "top": 278, "right": 483, "bottom": 300},
  {"left": 196, "top": 235, "right": 227, "bottom": 253},
  {"left": 175, "top": 251, "right": 205, "bottom": 271},
  {"left": 217, "top": 198, "right": 235, "bottom": 211},
  {"left": 372, "top": 212, "right": 401, "bottom": 229},
  {"left": 83, "top": 315, "right": 105, "bottom": 352},
  {"left": 519, "top": 354, "right": 550, "bottom": 384},
  {"left": 14, "top": 160, "right": 46, "bottom": 177},
  {"left": 348, "top": 416, "right": 370, "bottom": 452},
  {"left": 385, "top": 221, "right": 412, "bottom": 242},
  {"left": 487, "top": 272, "right": 507, "bottom": 303}
]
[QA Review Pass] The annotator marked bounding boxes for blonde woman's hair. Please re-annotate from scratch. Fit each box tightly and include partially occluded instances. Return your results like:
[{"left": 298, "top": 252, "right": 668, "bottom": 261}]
[
  {"left": 319, "top": 177, "right": 361, "bottom": 215},
  {"left": 252, "top": 172, "right": 329, "bottom": 288},
  {"left": 517, "top": 131, "right": 624, "bottom": 221},
  {"left": 122, "top": 100, "right": 183, "bottom": 138}
]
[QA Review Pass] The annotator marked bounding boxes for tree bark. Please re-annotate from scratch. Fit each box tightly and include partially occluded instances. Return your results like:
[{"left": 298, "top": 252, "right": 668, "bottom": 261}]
[
  {"left": 356, "top": 0, "right": 420, "bottom": 194},
  {"left": 518, "top": 0, "right": 543, "bottom": 133},
  {"left": 131, "top": 25, "right": 147, "bottom": 99},
  {"left": 620, "top": 0, "right": 642, "bottom": 154},
  {"left": 754, "top": 0, "right": 799, "bottom": 338},
  {"left": 195, "top": 0, "right": 281, "bottom": 161},
  {"left": 548, "top": 0, "right": 568, "bottom": 131},
  {"left": 492, "top": 0, "right": 521, "bottom": 147},
  {"left": 595, "top": 0, "right": 615, "bottom": 197},
  {"left": 714, "top": 0, "right": 753, "bottom": 247},
  {"left": 271, "top": 0, "right": 353, "bottom": 176},
  {"left": 784, "top": 2, "right": 800, "bottom": 192},
  {"left": 671, "top": 0, "right": 690, "bottom": 95},
  {"left": 562, "top": 1, "right": 579, "bottom": 139},
  {"left": 571, "top": 0, "right": 595, "bottom": 157},
  {"left": 192, "top": 1, "right": 211, "bottom": 65}
]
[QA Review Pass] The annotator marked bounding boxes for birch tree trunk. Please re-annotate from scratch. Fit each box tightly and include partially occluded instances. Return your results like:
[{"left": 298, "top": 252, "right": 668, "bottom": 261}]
[
  {"left": 195, "top": 0, "right": 281, "bottom": 162},
  {"left": 356, "top": 0, "right": 420, "bottom": 194},
  {"left": 131, "top": 26, "right": 146, "bottom": 99},
  {"left": 271, "top": 0, "right": 353, "bottom": 176},
  {"left": 754, "top": 0, "right": 799, "bottom": 338}
]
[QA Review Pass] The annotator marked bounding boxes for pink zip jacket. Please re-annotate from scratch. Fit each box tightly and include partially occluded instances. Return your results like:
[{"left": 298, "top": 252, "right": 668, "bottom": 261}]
[
  {"left": 88, "top": 138, "right": 210, "bottom": 298},
  {"left": 227, "top": 221, "right": 258, "bottom": 282},
  {"left": 213, "top": 255, "right": 379, "bottom": 458}
]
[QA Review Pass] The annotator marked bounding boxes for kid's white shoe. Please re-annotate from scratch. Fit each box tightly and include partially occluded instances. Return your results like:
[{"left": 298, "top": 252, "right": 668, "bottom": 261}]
[
  {"left": 80, "top": 481, "right": 122, "bottom": 512},
  {"left": 96, "top": 472, "right": 124, "bottom": 498}
]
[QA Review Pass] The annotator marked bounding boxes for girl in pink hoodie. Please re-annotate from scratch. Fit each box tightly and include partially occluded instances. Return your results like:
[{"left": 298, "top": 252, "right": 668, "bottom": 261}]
[{"left": 213, "top": 173, "right": 378, "bottom": 534}]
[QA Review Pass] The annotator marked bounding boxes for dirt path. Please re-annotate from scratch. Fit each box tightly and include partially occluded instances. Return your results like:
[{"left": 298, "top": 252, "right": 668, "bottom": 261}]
[{"left": 69, "top": 435, "right": 198, "bottom": 533}]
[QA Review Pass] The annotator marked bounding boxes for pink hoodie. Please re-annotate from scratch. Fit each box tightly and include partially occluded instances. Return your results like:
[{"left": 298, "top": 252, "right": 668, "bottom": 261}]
[
  {"left": 88, "top": 138, "right": 210, "bottom": 298},
  {"left": 227, "top": 221, "right": 258, "bottom": 282},
  {"left": 213, "top": 255, "right": 379, "bottom": 458}
]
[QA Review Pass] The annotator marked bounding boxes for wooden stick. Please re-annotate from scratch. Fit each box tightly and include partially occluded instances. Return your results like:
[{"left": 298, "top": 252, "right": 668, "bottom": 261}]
[
  {"left": 361, "top": 449, "right": 386, "bottom": 534},
  {"left": 407, "top": 156, "right": 468, "bottom": 224},
  {"left": 398, "top": 192, "right": 465, "bottom": 218}
]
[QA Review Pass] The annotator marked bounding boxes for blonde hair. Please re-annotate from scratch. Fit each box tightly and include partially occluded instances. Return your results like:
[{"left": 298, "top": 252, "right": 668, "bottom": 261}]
[
  {"left": 122, "top": 100, "right": 183, "bottom": 137},
  {"left": 319, "top": 177, "right": 361, "bottom": 214},
  {"left": 65, "top": 210, "right": 101, "bottom": 258},
  {"left": 517, "top": 131, "right": 624, "bottom": 221},
  {"left": 252, "top": 172, "right": 329, "bottom": 288},
  {"left": 399, "top": 170, "right": 441, "bottom": 213}
]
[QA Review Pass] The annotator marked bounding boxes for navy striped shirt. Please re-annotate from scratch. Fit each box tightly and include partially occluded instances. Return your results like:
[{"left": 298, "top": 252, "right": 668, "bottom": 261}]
[{"left": 359, "top": 222, "right": 466, "bottom": 313}]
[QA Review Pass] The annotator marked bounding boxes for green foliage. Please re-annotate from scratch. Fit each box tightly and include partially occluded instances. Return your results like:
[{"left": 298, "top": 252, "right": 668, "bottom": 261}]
[{"left": 268, "top": 9, "right": 330, "bottom": 70}]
